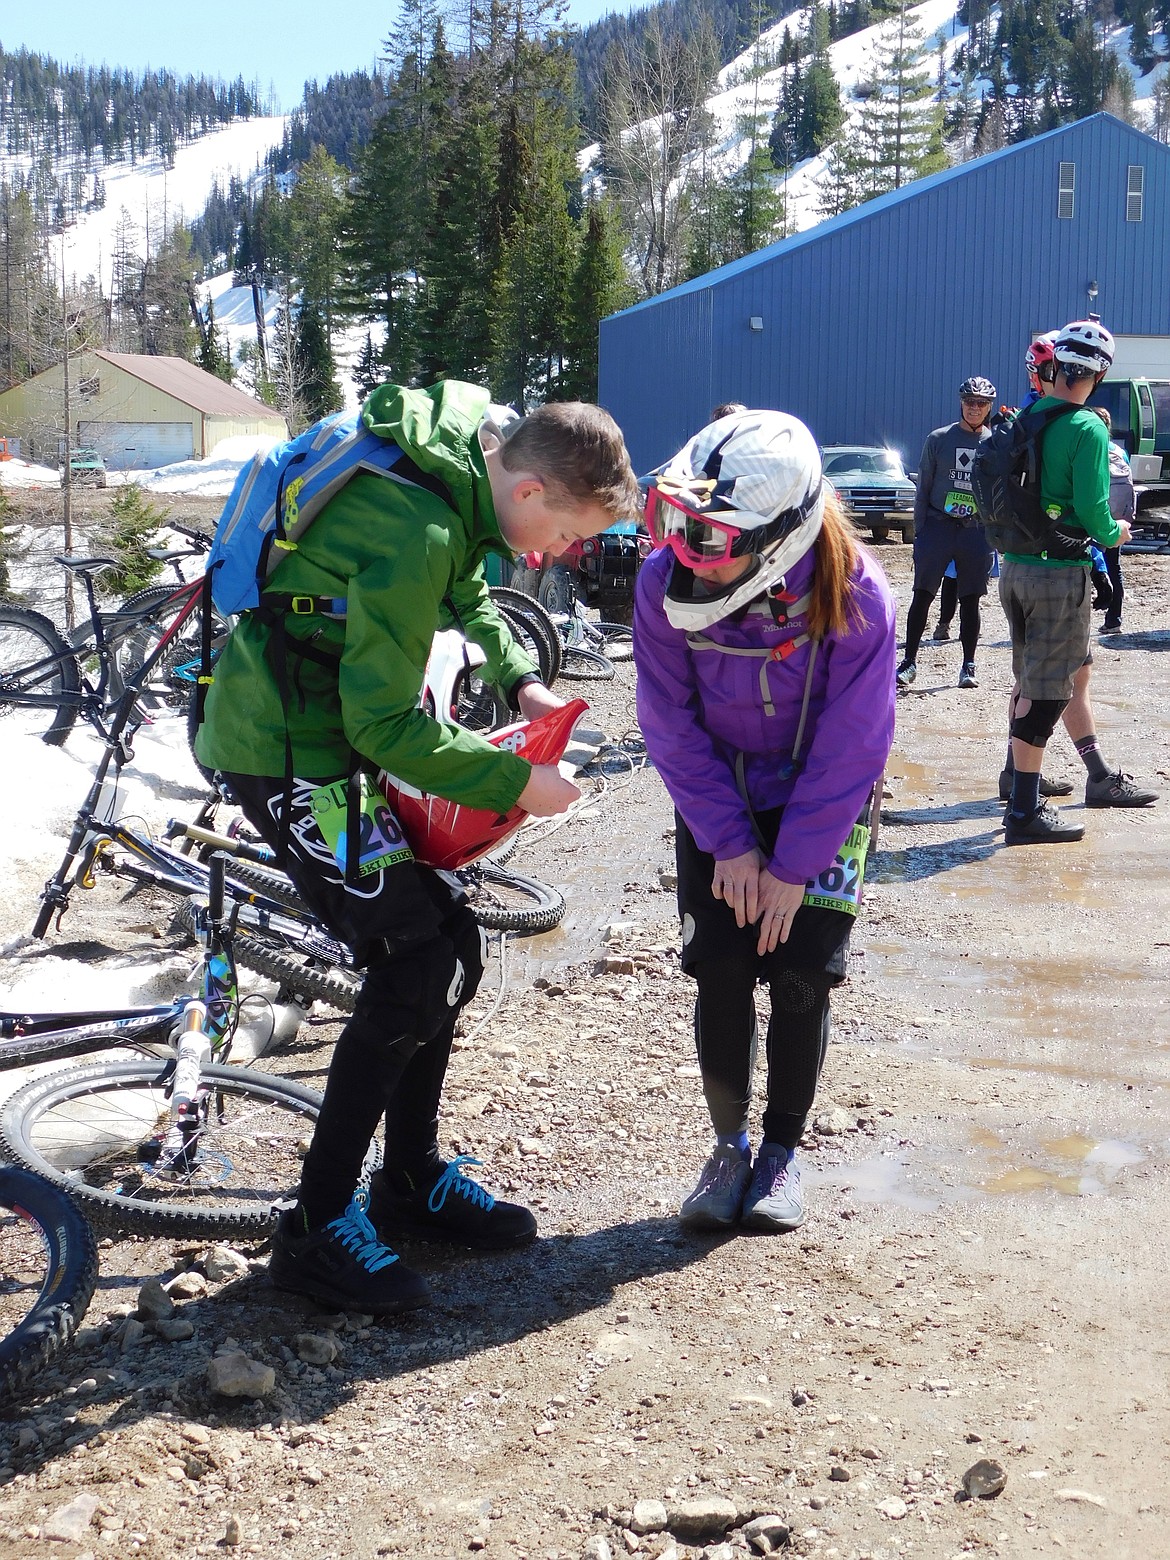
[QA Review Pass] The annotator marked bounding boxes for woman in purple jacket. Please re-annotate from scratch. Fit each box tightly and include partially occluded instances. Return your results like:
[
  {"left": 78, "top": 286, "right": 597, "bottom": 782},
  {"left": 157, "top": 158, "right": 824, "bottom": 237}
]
[{"left": 634, "top": 410, "right": 896, "bottom": 1233}]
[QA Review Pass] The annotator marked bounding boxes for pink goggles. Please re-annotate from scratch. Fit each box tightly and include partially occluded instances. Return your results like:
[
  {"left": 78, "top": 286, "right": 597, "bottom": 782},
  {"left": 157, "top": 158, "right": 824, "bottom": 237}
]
[{"left": 644, "top": 482, "right": 743, "bottom": 569}]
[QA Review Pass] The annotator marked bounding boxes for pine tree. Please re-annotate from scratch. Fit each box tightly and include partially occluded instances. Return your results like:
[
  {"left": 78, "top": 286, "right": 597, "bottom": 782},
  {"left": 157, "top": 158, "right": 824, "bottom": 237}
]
[
  {"left": 198, "top": 295, "right": 233, "bottom": 381},
  {"left": 797, "top": 1, "right": 845, "bottom": 158},
  {"left": 561, "top": 200, "right": 632, "bottom": 402},
  {"left": 92, "top": 485, "right": 167, "bottom": 599},
  {"left": 353, "top": 331, "right": 382, "bottom": 398},
  {"left": 295, "top": 302, "right": 343, "bottom": 422},
  {"left": 854, "top": 2, "right": 947, "bottom": 198},
  {"left": 816, "top": 134, "right": 865, "bottom": 217}
]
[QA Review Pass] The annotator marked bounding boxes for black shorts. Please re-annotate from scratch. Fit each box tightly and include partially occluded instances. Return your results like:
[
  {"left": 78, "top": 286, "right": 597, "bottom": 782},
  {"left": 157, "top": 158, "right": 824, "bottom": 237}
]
[
  {"left": 674, "top": 809, "right": 852, "bottom": 981},
  {"left": 912, "top": 513, "right": 994, "bottom": 597}
]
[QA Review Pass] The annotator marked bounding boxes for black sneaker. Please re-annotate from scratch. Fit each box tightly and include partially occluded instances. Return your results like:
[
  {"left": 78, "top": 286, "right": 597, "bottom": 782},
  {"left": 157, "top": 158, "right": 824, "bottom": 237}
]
[
  {"left": 268, "top": 1201, "right": 431, "bottom": 1314},
  {"left": 958, "top": 661, "right": 978, "bottom": 689},
  {"left": 895, "top": 660, "right": 917, "bottom": 689},
  {"left": 1085, "top": 770, "right": 1159, "bottom": 808},
  {"left": 368, "top": 1157, "right": 537, "bottom": 1250},
  {"left": 1004, "top": 804, "right": 1085, "bottom": 845},
  {"left": 998, "top": 770, "right": 1075, "bottom": 802},
  {"left": 931, "top": 622, "right": 952, "bottom": 642},
  {"left": 1101, "top": 620, "right": 1122, "bottom": 634}
]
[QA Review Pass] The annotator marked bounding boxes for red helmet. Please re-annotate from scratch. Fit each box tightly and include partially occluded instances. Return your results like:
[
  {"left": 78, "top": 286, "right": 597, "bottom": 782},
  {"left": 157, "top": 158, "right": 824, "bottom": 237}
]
[
  {"left": 1025, "top": 333, "right": 1058, "bottom": 375},
  {"left": 377, "top": 698, "right": 590, "bottom": 870}
]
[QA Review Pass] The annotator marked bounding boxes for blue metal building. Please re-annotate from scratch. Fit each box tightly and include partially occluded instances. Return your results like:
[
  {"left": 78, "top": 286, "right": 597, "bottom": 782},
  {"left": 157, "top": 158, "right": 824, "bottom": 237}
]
[{"left": 598, "top": 113, "right": 1170, "bottom": 473}]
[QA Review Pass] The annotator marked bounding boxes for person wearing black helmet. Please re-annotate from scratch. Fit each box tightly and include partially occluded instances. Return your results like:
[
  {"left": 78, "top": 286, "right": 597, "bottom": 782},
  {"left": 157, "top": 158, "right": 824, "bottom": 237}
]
[{"left": 896, "top": 377, "right": 997, "bottom": 691}]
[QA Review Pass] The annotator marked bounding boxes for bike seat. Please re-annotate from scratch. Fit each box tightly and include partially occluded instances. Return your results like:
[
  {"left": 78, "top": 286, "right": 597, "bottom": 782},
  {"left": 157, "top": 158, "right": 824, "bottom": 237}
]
[{"left": 54, "top": 554, "right": 120, "bottom": 575}]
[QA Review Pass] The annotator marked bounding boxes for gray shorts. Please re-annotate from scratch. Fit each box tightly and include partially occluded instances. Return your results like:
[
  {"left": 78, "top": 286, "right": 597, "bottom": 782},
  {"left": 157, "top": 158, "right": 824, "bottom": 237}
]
[{"left": 999, "top": 560, "right": 1091, "bottom": 700}]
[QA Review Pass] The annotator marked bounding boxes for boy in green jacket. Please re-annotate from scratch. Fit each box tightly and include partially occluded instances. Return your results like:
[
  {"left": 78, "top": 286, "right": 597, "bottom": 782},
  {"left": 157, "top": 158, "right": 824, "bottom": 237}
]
[{"left": 198, "top": 380, "right": 639, "bottom": 1313}]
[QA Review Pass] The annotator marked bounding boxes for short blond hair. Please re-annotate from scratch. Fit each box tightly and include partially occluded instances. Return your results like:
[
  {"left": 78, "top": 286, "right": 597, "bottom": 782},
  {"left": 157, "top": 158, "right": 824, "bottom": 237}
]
[{"left": 500, "top": 402, "right": 641, "bottom": 523}]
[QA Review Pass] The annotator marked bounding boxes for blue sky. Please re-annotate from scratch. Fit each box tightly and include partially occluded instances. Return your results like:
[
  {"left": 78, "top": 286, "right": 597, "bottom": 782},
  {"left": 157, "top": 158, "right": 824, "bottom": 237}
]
[{"left": 4, "top": 0, "right": 628, "bottom": 112}]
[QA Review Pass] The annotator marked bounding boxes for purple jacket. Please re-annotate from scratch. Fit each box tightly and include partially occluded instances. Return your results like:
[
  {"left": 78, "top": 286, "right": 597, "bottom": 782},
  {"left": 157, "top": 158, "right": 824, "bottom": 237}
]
[{"left": 633, "top": 545, "right": 897, "bottom": 884}]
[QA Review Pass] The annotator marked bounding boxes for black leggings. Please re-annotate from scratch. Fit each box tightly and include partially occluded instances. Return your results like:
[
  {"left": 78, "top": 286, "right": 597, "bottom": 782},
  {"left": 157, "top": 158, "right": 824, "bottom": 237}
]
[
  {"left": 905, "top": 587, "right": 982, "bottom": 664},
  {"left": 693, "top": 955, "right": 833, "bottom": 1151},
  {"left": 225, "top": 770, "right": 484, "bottom": 1227}
]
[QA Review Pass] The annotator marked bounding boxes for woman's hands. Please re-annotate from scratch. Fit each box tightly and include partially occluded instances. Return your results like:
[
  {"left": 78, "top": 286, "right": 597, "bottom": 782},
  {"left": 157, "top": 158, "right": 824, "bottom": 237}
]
[{"left": 712, "top": 850, "right": 806, "bottom": 955}]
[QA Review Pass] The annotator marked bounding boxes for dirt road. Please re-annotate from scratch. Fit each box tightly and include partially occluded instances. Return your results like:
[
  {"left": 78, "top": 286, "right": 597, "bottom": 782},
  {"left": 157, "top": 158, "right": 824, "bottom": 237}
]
[{"left": 1, "top": 541, "right": 1169, "bottom": 1560}]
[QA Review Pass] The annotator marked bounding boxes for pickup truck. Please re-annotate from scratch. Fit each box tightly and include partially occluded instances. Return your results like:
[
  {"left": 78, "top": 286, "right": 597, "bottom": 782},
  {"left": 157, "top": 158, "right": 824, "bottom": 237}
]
[
  {"left": 61, "top": 448, "right": 108, "bottom": 488},
  {"left": 820, "top": 445, "right": 917, "bottom": 543},
  {"left": 1087, "top": 378, "right": 1170, "bottom": 537}
]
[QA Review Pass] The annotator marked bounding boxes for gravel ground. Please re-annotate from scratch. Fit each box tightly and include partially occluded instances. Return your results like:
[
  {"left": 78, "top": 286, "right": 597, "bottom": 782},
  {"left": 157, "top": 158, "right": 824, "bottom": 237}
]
[{"left": 1, "top": 536, "right": 1169, "bottom": 1560}]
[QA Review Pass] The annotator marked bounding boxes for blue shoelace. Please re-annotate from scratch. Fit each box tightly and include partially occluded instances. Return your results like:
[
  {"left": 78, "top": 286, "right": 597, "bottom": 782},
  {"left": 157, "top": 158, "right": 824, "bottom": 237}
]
[
  {"left": 427, "top": 1155, "right": 496, "bottom": 1214},
  {"left": 326, "top": 1200, "right": 400, "bottom": 1272}
]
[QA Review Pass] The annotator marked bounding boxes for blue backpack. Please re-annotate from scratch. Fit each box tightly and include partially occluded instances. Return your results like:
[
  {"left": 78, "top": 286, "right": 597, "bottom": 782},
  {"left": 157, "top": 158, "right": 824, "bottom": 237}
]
[{"left": 205, "top": 409, "right": 416, "bottom": 617}]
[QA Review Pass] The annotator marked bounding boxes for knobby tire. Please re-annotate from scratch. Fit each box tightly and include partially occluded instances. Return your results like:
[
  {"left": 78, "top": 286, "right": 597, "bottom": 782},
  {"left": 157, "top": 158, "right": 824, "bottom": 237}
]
[
  {"left": 0, "top": 1060, "right": 323, "bottom": 1239},
  {"left": 0, "top": 1164, "right": 99, "bottom": 1409},
  {"left": 0, "top": 605, "right": 81, "bottom": 746},
  {"left": 458, "top": 865, "right": 564, "bottom": 933}
]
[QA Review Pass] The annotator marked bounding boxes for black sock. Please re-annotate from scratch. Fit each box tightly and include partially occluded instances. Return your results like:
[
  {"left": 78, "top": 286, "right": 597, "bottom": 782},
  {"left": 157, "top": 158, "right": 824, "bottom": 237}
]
[
  {"left": 1009, "top": 769, "right": 1042, "bottom": 818},
  {"left": 1074, "top": 734, "right": 1112, "bottom": 782}
]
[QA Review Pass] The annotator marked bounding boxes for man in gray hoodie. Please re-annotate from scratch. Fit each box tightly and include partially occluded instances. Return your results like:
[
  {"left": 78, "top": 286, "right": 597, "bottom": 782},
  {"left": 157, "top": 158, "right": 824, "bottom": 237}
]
[{"left": 896, "top": 377, "right": 997, "bottom": 691}]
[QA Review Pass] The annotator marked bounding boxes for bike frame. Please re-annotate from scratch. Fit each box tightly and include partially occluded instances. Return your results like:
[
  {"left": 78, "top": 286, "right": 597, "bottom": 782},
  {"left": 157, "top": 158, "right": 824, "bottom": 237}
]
[{"left": 33, "top": 579, "right": 209, "bottom": 939}]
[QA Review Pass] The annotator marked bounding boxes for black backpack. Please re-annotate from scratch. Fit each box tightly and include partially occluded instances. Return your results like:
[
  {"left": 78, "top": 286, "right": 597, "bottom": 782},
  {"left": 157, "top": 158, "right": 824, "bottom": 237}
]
[{"left": 970, "top": 401, "right": 1081, "bottom": 557}]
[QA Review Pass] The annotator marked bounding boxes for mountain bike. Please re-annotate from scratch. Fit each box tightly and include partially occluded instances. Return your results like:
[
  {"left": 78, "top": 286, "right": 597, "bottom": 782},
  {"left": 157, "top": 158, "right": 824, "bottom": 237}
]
[
  {"left": 0, "top": 1164, "right": 98, "bottom": 1410},
  {"left": 4, "top": 852, "right": 323, "bottom": 1239},
  {"left": 0, "top": 525, "right": 226, "bottom": 746}
]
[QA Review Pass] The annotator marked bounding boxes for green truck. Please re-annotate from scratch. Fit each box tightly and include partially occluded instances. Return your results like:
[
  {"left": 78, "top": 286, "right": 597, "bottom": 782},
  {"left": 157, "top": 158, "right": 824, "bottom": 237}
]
[{"left": 1087, "top": 378, "right": 1170, "bottom": 535}]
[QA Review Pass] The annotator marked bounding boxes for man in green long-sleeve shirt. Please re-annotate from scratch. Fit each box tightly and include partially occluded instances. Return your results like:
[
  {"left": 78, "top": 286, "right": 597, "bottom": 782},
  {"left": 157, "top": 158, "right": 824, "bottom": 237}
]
[{"left": 1000, "top": 321, "right": 1158, "bottom": 845}]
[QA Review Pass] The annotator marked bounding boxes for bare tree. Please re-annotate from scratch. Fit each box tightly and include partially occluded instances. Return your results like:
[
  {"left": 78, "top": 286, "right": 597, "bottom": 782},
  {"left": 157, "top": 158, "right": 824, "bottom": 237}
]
[{"left": 598, "top": 13, "right": 719, "bottom": 297}]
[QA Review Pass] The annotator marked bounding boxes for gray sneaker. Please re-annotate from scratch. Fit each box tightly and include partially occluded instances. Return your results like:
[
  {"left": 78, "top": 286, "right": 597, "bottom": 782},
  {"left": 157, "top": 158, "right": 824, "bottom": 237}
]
[
  {"left": 679, "top": 1146, "right": 752, "bottom": 1230},
  {"left": 742, "top": 1147, "right": 806, "bottom": 1232}
]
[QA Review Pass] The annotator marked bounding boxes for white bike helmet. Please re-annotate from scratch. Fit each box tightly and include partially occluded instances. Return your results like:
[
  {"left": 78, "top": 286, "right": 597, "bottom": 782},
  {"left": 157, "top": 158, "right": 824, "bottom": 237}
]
[
  {"left": 650, "top": 410, "right": 825, "bottom": 632},
  {"left": 1054, "top": 319, "right": 1115, "bottom": 378}
]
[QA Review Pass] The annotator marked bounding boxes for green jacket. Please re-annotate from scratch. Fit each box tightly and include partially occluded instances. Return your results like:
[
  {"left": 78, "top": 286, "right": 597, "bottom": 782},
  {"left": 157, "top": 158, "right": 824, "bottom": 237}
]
[
  {"left": 196, "top": 381, "right": 535, "bottom": 812},
  {"left": 1004, "top": 396, "right": 1123, "bottom": 568}
]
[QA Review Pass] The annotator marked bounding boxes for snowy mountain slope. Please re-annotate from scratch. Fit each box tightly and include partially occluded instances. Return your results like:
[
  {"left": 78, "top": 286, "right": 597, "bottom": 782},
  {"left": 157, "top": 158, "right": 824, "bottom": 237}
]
[
  {"left": 591, "top": 0, "right": 1168, "bottom": 236},
  {"left": 12, "top": 117, "right": 292, "bottom": 295}
]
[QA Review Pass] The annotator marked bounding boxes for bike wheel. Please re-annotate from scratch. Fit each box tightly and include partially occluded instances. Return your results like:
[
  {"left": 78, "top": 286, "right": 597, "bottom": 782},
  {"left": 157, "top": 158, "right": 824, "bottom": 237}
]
[
  {"left": 450, "top": 664, "right": 508, "bottom": 732},
  {"left": 489, "top": 587, "right": 563, "bottom": 686},
  {"left": 171, "top": 900, "right": 359, "bottom": 1013},
  {"left": 0, "top": 1165, "right": 98, "bottom": 1409},
  {"left": 458, "top": 865, "right": 565, "bottom": 933},
  {"left": 0, "top": 1059, "right": 323, "bottom": 1239},
  {"left": 559, "top": 644, "right": 616, "bottom": 682},
  {"left": 230, "top": 930, "right": 360, "bottom": 1013},
  {"left": 594, "top": 621, "right": 635, "bottom": 662},
  {"left": 110, "top": 585, "right": 229, "bottom": 716},
  {"left": 219, "top": 857, "right": 304, "bottom": 914},
  {"left": 0, "top": 605, "right": 81, "bottom": 745}
]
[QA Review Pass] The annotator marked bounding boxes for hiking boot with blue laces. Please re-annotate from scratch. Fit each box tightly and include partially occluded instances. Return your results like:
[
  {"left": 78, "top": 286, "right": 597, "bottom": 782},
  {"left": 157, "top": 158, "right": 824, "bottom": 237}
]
[
  {"left": 368, "top": 1156, "right": 537, "bottom": 1250},
  {"left": 679, "top": 1145, "right": 752, "bottom": 1231},
  {"left": 741, "top": 1145, "right": 806, "bottom": 1232},
  {"left": 268, "top": 1199, "right": 431, "bottom": 1314}
]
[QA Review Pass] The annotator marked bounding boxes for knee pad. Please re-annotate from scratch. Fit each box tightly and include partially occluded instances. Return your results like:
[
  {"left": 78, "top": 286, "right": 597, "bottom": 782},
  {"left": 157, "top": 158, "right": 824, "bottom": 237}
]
[
  {"left": 770, "top": 968, "right": 833, "bottom": 1014},
  {"left": 1011, "top": 697, "right": 1068, "bottom": 747},
  {"left": 357, "top": 929, "right": 477, "bottom": 1045}
]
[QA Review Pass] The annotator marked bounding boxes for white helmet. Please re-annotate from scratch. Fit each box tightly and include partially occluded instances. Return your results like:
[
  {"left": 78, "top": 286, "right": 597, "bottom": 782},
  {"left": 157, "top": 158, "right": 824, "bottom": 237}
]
[
  {"left": 650, "top": 410, "right": 825, "bottom": 632},
  {"left": 1054, "top": 319, "right": 1114, "bottom": 378}
]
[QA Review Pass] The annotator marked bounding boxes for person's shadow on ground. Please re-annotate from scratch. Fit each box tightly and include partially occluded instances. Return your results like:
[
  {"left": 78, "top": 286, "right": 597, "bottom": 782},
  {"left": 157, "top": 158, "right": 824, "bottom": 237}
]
[{"left": 2, "top": 1215, "right": 727, "bottom": 1468}]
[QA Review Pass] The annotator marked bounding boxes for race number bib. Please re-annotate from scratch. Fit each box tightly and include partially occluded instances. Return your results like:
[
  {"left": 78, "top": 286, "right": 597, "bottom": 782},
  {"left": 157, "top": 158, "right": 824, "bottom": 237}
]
[
  {"left": 802, "top": 819, "right": 870, "bottom": 917},
  {"left": 943, "top": 489, "right": 978, "bottom": 519},
  {"left": 308, "top": 774, "right": 414, "bottom": 878}
]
